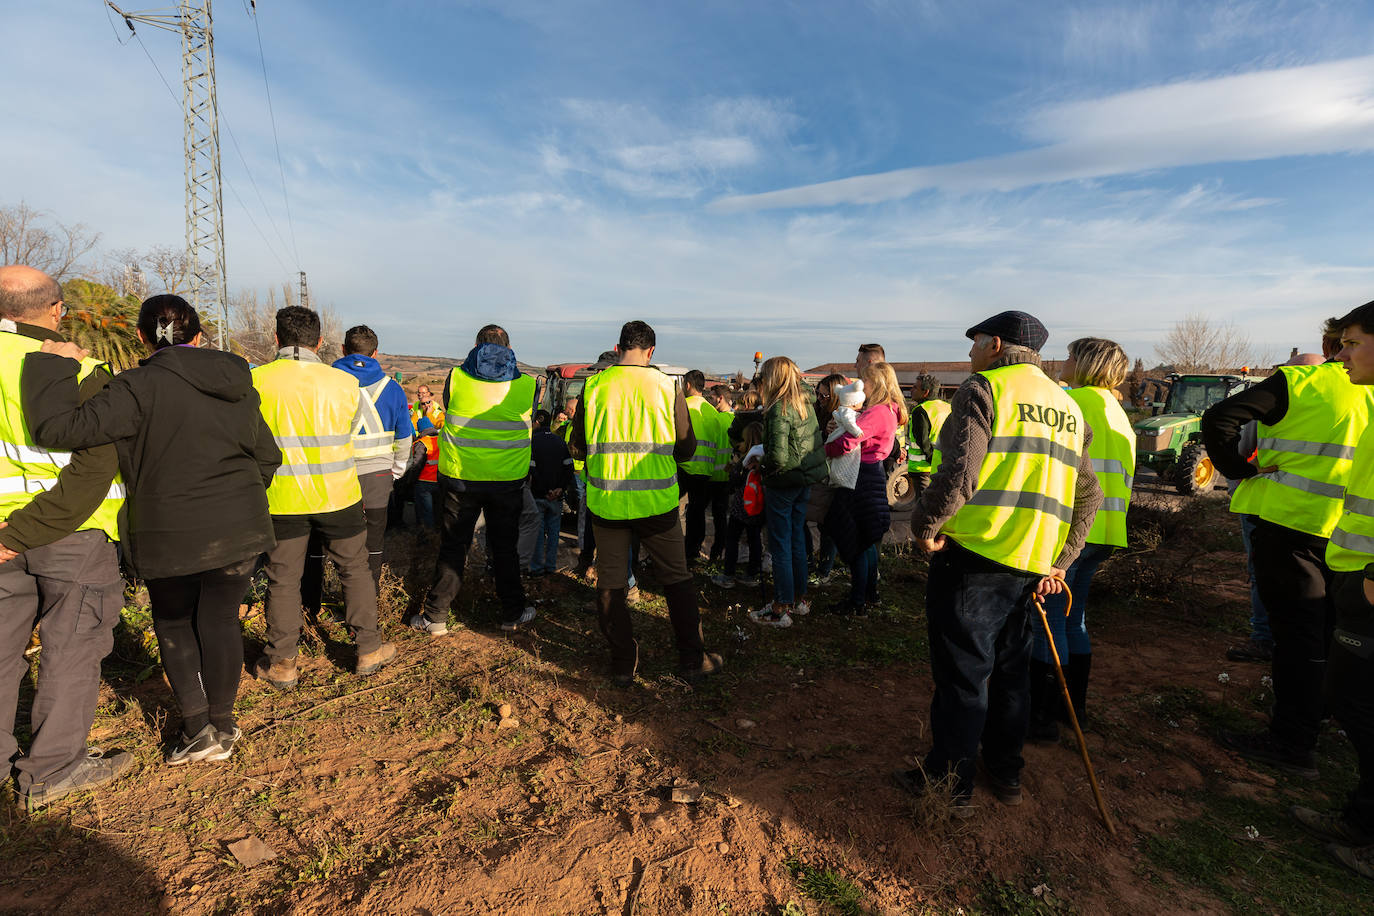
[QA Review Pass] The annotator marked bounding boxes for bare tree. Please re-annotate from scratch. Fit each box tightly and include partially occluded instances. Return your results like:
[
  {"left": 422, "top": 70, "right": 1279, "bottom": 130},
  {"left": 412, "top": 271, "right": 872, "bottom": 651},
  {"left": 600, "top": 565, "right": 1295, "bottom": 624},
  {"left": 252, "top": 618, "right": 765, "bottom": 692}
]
[
  {"left": 229, "top": 285, "right": 342, "bottom": 365},
  {"left": 0, "top": 202, "right": 100, "bottom": 279},
  {"left": 1155, "top": 314, "right": 1259, "bottom": 373}
]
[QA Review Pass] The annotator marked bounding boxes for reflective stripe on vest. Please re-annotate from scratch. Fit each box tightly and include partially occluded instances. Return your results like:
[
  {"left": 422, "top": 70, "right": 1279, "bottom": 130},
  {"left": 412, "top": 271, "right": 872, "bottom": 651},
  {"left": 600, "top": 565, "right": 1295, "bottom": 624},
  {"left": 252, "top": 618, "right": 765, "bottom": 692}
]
[
  {"left": 1070, "top": 385, "right": 1135, "bottom": 548},
  {"left": 252, "top": 358, "right": 363, "bottom": 515},
  {"left": 911, "top": 399, "right": 951, "bottom": 473},
  {"left": 0, "top": 330, "right": 123, "bottom": 541},
  {"left": 680, "top": 395, "right": 719, "bottom": 477},
  {"left": 940, "top": 363, "right": 1084, "bottom": 575},
  {"left": 1230, "top": 363, "right": 1374, "bottom": 538},
  {"left": 583, "top": 366, "right": 679, "bottom": 520},
  {"left": 351, "top": 377, "right": 395, "bottom": 462},
  {"left": 1327, "top": 424, "right": 1374, "bottom": 571},
  {"left": 437, "top": 369, "right": 535, "bottom": 482}
]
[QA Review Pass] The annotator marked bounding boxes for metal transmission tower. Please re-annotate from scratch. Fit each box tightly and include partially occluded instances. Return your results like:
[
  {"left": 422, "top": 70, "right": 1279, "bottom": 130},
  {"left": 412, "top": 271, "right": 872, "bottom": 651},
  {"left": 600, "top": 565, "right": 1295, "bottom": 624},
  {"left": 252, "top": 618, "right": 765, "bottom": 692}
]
[
  {"left": 298, "top": 270, "right": 309, "bottom": 309},
  {"left": 108, "top": 2, "right": 228, "bottom": 348}
]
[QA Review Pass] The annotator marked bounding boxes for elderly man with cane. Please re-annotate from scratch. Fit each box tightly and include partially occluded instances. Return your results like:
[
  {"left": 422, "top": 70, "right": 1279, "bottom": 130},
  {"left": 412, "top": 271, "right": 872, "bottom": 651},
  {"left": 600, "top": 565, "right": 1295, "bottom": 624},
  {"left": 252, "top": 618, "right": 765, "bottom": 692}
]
[{"left": 894, "top": 311, "right": 1102, "bottom": 815}]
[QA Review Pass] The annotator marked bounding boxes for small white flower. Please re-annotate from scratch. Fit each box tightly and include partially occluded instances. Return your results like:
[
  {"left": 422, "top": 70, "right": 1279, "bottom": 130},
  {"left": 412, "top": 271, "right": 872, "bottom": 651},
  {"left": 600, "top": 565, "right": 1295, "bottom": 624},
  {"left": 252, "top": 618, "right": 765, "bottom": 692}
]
[
  {"left": 1218, "top": 672, "right": 1231, "bottom": 685},
  {"left": 1261, "top": 675, "right": 1273, "bottom": 688},
  {"left": 1245, "top": 825, "right": 1260, "bottom": 841},
  {"left": 1032, "top": 883, "right": 1051, "bottom": 897},
  {"left": 1167, "top": 718, "right": 1180, "bottom": 728}
]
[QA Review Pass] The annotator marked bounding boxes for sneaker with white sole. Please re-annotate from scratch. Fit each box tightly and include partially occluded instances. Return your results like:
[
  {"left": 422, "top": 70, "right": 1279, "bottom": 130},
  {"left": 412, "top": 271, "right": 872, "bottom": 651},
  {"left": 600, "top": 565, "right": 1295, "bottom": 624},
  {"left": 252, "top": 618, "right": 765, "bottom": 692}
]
[
  {"left": 710, "top": 574, "right": 736, "bottom": 589},
  {"left": 408, "top": 614, "right": 449, "bottom": 637},
  {"left": 167, "top": 724, "right": 221, "bottom": 766},
  {"left": 25, "top": 748, "right": 134, "bottom": 810},
  {"left": 205, "top": 727, "right": 242, "bottom": 763},
  {"left": 737, "top": 573, "right": 759, "bottom": 587},
  {"left": 793, "top": 599, "right": 811, "bottom": 616},
  {"left": 501, "top": 606, "right": 537, "bottom": 631},
  {"left": 749, "top": 605, "right": 792, "bottom": 628}
]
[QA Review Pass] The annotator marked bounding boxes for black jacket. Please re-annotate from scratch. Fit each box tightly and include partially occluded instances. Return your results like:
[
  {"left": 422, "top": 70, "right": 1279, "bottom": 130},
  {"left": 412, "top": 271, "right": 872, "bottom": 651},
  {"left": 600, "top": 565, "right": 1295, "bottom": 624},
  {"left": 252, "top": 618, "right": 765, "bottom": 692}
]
[
  {"left": 23, "top": 346, "right": 281, "bottom": 579},
  {"left": 529, "top": 429, "right": 574, "bottom": 499}
]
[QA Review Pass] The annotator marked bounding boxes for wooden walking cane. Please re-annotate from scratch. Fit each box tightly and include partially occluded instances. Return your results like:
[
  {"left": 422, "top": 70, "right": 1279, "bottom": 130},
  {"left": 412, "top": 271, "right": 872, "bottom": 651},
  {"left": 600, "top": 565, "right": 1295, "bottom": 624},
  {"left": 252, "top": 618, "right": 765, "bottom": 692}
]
[{"left": 1033, "top": 585, "right": 1117, "bottom": 836}]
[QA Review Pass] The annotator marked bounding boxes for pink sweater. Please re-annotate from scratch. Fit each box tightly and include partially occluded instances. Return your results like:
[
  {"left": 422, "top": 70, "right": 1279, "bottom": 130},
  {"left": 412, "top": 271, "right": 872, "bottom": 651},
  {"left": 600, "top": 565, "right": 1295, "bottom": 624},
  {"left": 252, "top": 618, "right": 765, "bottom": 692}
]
[{"left": 825, "top": 403, "right": 898, "bottom": 463}]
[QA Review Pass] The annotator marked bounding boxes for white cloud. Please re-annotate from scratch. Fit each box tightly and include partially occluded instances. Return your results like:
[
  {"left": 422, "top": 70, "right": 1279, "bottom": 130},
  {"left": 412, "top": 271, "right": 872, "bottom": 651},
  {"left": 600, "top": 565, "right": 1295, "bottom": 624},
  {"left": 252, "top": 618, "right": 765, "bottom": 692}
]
[{"left": 711, "top": 54, "right": 1374, "bottom": 211}]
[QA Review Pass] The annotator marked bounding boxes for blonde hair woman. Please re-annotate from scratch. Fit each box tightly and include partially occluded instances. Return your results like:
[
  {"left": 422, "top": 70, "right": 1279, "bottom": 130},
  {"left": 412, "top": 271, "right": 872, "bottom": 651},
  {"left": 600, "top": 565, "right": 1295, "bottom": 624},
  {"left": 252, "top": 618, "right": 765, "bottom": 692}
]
[
  {"left": 822, "top": 360, "right": 908, "bottom": 615},
  {"left": 749, "top": 357, "right": 827, "bottom": 627},
  {"left": 1029, "top": 337, "right": 1133, "bottom": 742}
]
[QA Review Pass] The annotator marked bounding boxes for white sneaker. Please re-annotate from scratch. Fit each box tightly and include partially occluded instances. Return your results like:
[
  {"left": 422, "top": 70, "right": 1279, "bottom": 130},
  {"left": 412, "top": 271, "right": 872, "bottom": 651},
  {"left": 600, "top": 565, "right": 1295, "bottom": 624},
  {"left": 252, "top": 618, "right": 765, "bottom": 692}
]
[
  {"left": 748, "top": 605, "right": 792, "bottom": 628},
  {"left": 794, "top": 599, "right": 811, "bottom": 616},
  {"left": 502, "top": 606, "right": 537, "bottom": 632},
  {"left": 409, "top": 614, "right": 448, "bottom": 637}
]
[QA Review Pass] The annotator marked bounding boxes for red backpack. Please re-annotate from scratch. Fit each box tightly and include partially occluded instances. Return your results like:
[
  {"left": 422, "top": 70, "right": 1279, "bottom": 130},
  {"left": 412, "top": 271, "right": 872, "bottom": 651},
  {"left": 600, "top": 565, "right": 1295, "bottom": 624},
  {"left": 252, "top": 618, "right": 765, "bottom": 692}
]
[{"left": 742, "top": 468, "right": 764, "bottom": 516}]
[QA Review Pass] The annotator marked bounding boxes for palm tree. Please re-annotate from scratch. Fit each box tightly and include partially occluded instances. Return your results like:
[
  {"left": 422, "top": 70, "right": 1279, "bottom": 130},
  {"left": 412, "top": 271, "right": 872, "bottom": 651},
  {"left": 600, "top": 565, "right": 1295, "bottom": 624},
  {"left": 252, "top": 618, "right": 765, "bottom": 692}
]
[{"left": 61, "top": 278, "right": 143, "bottom": 370}]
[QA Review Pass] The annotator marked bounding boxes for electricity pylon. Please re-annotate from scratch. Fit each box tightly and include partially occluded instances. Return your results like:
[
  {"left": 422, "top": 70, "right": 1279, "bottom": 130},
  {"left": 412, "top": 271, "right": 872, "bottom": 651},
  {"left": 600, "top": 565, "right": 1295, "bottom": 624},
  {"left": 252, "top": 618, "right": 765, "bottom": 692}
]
[
  {"left": 108, "top": 2, "right": 227, "bottom": 349},
  {"left": 299, "top": 270, "right": 309, "bottom": 309}
]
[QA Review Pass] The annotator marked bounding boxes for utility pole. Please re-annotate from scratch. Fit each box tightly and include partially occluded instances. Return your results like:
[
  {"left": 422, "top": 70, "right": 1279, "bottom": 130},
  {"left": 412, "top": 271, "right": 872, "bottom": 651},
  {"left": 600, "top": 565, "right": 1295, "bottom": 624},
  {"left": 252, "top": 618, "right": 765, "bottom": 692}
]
[
  {"left": 299, "top": 270, "right": 309, "bottom": 309},
  {"left": 108, "top": 2, "right": 228, "bottom": 349}
]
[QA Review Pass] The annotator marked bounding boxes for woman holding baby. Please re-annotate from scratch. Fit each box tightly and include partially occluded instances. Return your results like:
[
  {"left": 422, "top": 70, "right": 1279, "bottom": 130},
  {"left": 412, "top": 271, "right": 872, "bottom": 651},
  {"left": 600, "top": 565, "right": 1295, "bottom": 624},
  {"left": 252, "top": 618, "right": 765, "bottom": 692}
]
[{"left": 823, "top": 361, "right": 909, "bottom": 616}]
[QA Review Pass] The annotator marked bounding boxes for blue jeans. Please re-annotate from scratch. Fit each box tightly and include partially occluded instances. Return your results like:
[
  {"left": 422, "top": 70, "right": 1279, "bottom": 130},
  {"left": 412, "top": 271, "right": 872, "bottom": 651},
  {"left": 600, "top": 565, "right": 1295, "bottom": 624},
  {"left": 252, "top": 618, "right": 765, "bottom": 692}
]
[
  {"left": 764, "top": 485, "right": 810, "bottom": 605},
  {"left": 532, "top": 497, "right": 563, "bottom": 572},
  {"left": 924, "top": 540, "right": 1038, "bottom": 798},
  {"left": 413, "top": 480, "right": 438, "bottom": 530},
  {"left": 851, "top": 542, "right": 879, "bottom": 606},
  {"left": 1240, "top": 514, "right": 1272, "bottom": 643},
  {"left": 1032, "top": 542, "right": 1114, "bottom": 663}
]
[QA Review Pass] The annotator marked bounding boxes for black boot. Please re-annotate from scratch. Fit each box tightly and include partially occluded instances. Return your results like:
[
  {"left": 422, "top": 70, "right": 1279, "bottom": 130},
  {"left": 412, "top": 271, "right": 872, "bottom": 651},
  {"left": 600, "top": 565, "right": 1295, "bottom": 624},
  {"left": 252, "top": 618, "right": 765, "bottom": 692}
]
[
  {"left": 1028, "top": 659, "right": 1060, "bottom": 744},
  {"left": 1065, "top": 653, "right": 1091, "bottom": 726},
  {"left": 595, "top": 588, "right": 638, "bottom": 684}
]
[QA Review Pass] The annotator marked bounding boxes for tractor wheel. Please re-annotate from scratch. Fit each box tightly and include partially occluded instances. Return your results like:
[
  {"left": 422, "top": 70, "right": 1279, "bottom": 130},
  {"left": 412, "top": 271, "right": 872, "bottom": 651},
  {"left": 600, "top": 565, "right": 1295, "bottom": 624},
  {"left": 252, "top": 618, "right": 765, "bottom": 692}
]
[
  {"left": 1176, "top": 442, "right": 1218, "bottom": 495},
  {"left": 887, "top": 467, "right": 917, "bottom": 510}
]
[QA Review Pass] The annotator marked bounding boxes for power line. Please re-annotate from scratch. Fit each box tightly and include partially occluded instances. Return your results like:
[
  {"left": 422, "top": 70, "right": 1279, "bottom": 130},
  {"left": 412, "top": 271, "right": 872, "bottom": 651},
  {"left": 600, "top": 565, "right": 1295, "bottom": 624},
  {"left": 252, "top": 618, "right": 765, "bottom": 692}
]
[
  {"left": 120, "top": 18, "right": 295, "bottom": 278},
  {"left": 250, "top": 6, "right": 301, "bottom": 267}
]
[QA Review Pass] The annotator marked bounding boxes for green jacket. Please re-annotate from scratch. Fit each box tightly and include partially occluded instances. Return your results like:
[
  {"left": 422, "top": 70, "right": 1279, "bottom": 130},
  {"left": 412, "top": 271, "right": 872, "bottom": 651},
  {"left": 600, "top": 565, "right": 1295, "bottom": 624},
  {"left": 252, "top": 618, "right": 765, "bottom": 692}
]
[{"left": 762, "top": 400, "right": 827, "bottom": 489}]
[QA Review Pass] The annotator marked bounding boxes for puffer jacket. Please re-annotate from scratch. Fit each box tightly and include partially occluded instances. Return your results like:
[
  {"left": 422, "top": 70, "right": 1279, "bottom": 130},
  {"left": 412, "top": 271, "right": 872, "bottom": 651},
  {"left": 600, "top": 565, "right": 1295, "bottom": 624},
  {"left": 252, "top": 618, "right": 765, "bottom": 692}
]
[{"left": 761, "top": 401, "right": 827, "bottom": 489}]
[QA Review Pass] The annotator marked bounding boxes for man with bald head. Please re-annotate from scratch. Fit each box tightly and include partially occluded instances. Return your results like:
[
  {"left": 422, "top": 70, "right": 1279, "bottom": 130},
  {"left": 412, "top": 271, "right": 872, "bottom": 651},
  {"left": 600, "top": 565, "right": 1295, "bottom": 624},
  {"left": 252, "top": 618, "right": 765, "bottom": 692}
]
[
  {"left": 1204, "top": 331, "right": 1374, "bottom": 778},
  {"left": 0, "top": 265, "right": 131, "bottom": 808}
]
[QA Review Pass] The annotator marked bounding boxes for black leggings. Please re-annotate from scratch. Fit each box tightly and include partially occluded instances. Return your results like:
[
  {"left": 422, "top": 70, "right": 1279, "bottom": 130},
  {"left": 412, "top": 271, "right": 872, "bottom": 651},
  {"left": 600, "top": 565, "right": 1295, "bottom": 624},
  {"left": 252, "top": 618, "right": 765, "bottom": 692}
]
[{"left": 146, "top": 558, "right": 255, "bottom": 735}]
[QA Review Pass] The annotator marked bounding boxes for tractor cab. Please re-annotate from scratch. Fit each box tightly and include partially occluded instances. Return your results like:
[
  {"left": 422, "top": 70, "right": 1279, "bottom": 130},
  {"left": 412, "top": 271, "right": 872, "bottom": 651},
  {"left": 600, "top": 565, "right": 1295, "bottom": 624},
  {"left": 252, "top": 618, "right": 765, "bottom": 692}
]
[{"left": 1133, "top": 372, "right": 1266, "bottom": 495}]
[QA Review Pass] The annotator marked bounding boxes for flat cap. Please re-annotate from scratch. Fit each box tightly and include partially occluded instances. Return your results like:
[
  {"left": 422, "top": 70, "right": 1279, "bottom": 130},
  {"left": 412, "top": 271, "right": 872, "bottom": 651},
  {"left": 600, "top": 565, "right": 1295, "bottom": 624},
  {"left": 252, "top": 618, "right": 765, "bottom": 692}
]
[{"left": 965, "top": 310, "right": 1049, "bottom": 352}]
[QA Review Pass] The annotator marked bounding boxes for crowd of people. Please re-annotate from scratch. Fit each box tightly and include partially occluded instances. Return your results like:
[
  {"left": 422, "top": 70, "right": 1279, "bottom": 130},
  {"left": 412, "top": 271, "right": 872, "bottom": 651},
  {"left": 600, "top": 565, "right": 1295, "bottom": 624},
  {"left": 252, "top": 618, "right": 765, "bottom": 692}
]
[{"left": 0, "top": 260, "right": 1372, "bottom": 883}]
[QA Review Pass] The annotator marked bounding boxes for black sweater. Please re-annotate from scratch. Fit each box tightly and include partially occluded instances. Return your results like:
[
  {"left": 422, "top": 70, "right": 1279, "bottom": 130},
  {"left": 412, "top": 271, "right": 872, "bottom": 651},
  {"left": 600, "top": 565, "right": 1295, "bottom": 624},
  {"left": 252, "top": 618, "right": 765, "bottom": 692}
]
[
  {"left": 23, "top": 346, "right": 282, "bottom": 580},
  {"left": 1201, "top": 373, "right": 1289, "bottom": 482}
]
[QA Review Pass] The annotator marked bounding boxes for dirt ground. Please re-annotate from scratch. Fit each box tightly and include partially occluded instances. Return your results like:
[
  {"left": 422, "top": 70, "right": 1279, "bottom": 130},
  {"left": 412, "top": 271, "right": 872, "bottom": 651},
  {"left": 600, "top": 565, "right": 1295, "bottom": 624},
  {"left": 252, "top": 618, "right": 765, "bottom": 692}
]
[{"left": 0, "top": 489, "right": 1371, "bottom": 914}]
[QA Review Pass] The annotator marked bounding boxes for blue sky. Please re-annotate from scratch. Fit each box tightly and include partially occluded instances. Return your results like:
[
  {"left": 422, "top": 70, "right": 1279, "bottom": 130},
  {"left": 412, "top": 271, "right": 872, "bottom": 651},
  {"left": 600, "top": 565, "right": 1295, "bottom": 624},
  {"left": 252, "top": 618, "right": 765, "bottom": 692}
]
[{"left": 4, "top": 1, "right": 1374, "bottom": 372}]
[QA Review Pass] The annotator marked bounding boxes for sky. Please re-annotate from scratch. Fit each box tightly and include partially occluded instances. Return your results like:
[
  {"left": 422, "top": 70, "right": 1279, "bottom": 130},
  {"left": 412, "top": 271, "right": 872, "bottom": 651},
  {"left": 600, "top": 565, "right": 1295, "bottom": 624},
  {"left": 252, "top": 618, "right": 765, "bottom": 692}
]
[{"left": 4, "top": 0, "right": 1374, "bottom": 373}]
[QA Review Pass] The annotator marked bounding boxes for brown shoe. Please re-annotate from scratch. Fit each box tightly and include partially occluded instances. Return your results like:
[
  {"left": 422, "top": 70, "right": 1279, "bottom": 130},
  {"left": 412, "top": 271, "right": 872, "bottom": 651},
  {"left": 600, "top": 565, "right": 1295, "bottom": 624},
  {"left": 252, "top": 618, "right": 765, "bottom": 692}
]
[
  {"left": 356, "top": 642, "right": 398, "bottom": 676},
  {"left": 254, "top": 655, "right": 298, "bottom": 690}
]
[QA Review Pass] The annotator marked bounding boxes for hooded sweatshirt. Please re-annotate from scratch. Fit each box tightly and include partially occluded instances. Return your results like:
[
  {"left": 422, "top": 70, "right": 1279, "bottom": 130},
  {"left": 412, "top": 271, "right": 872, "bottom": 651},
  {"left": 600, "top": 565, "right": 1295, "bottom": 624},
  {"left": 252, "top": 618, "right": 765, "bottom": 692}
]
[
  {"left": 22, "top": 345, "right": 281, "bottom": 579},
  {"left": 332, "top": 352, "right": 414, "bottom": 479}
]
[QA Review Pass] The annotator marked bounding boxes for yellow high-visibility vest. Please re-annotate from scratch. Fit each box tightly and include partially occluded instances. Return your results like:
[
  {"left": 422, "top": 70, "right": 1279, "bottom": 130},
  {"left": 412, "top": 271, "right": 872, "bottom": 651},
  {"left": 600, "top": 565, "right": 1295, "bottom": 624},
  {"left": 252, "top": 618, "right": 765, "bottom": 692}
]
[
  {"left": 0, "top": 327, "right": 123, "bottom": 541},
  {"left": 583, "top": 366, "right": 679, "bottom": 520},
  {"left": 1230, "top": 363, "right": 1374, "bottom": 538},
  {"left": 910, "top": 398, "right": 952, "bottom": 473},
  {"left": 941, "top": 363, "right": 1085, "bottom": 575},
  {"left": 351, "top": 377, "right": 396, "bottom": 463},
  {"left": 1068, "top": 385, "right": 1134, "bottom": 548},
  {"left": 680, "top": 394, "right": 719, "bottom": 478},
  {"left": 711, "top": 407, "right": 733, "bottom": 483},
  {"left": 1327, "top": 423, "right": 1374, "bottom": 571},
  {"left": 253, "top": 357, "right": 363, "bottom": 515},
  {"left": 437, "top": 369, "right": 535, "bottom": 482}
]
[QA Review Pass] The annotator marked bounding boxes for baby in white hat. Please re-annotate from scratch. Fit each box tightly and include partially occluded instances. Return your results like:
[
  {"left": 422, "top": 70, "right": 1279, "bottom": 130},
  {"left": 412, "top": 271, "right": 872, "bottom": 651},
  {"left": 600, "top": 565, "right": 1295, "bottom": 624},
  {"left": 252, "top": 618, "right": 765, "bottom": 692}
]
[{"left": 826, "top": 379, "right": 866, "bottom": 489}]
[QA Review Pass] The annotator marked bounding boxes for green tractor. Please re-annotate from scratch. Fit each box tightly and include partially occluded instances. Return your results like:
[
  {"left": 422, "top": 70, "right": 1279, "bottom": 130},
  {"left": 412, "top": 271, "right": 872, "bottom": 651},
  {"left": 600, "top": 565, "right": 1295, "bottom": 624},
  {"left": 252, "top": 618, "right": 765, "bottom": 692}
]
[{"left": 1134, "top": 372, "right": 1266, "bottom": 495}]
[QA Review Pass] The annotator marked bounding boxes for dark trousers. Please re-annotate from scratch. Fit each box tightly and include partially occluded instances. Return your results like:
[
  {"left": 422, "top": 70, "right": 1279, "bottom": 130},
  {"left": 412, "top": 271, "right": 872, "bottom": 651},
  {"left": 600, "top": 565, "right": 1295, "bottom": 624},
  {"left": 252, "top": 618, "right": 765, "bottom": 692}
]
[
  {"left": 722, "top": 517, "right": 762, "bottom": 577},
  {"left": 0, "top": 530, "right": 121, "bottom": 793},
  {"left": 1329, "top": 572, "right": 1374, "bottom": 831},
  {"left": 593, "top": 514, "right": 705, "bottom": 675},
  {"left": 423, "top": 478, "right": 526, "bottom": 624},
  {"left": 1251, "top": 518, "right": 1334, "bottom": 752},
  {"left": 264, "top": 505, "right": 380, "bottom": 661},
  {"left": 924, "top": 540, "right": 1038, "bottom": 798},
  {"left": 707, "top": 481, "right": 730, "bottom": 561},
  {"left": 302, "top": 470, "right": 392, "bottom": 612},
  {"left": 679, "top": 471, "right": 712, "bottom": 562},
  {"left": 146, "top": 557, "right": 256, "bottom": 734}
]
